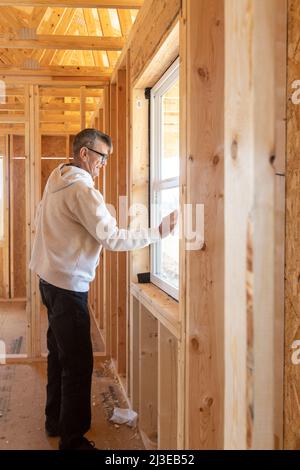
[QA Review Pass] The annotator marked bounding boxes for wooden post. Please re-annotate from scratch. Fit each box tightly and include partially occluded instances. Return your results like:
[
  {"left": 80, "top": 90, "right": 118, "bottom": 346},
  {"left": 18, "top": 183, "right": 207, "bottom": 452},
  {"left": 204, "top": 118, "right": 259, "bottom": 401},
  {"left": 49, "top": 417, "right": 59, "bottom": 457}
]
[
  {"left": 110, "top": 84, "right": 118, "bottom": 361},
  {"left": 80, "top": 86, "right": 86, "bottom": 130},
  {"left": 116, "top": 69, "right": 127, "bottom": 376},
  {"left": 26, "top": 84, "right": 41, "bottom": 358},
  {"left": 224, "top": 0, "right": 276, "bottom": 450},
  {"left": 183, "top": 0, "right": 225, "bottom": 450},
  {"left": 284, "top": 0, "right": 300, "bottom": 450},
  {"left": 274, "top": 0, "right": 287, "bottom": 450}
]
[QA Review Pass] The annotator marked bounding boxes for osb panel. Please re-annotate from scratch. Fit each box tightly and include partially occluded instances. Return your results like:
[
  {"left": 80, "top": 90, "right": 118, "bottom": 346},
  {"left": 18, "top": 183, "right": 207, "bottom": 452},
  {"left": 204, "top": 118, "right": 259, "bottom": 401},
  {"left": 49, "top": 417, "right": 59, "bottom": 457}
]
[
  {"left": 41, "top": 135, "right": 67, "bottom": 158},
  {"left": 41, "top": 159, "right": 66, "bottom": 194},
  {"left": 13, "top": 135, "right": 25, "bottom": 158}
]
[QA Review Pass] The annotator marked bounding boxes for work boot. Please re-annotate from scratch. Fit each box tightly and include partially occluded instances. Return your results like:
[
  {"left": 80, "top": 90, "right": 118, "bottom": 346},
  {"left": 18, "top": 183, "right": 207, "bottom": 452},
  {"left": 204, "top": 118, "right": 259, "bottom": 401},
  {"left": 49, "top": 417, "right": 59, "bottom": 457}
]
[{"left": 59, "top": 437, "right": 99, "bottom": 450}]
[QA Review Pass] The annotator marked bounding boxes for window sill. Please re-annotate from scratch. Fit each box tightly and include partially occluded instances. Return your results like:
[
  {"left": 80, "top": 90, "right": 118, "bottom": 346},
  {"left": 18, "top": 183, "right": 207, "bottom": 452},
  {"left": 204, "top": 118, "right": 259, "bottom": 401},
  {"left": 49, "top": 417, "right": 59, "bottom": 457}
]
[{"left": 130, "top": 282, "right": 181, "bottom": 339}]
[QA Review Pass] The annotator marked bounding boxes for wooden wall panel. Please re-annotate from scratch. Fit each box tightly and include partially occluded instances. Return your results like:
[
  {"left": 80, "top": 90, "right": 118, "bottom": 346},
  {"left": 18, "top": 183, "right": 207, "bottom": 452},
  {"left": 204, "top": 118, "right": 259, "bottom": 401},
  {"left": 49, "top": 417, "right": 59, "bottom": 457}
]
[
  {"left": 284, "top": 0, "right": 300, "bottom": 450},
  {"left": 41, "top": 159, "right": 67, "bottom": 194},
  {"left": 117, "top": 69, "right": 127, "bottom": 376},
  {"left": 184, "top": 0, "right": 224, "bottom": 450},
  {"left": 225, "top": 0, "right": 276, "bottom": 450},
  {"left": 110, "top": 84, "right": 118, "bottom": 360},
  {"left": 41, "top": 135, "right": 67, "bottom": 158},
  {"left": 274, "top": 0, "right": 287, "bottom": 450}
]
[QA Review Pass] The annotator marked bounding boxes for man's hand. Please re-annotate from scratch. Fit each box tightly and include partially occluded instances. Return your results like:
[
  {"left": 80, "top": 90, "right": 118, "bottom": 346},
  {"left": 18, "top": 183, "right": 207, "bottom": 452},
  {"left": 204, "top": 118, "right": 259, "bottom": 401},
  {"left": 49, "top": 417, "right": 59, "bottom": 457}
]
[{"left": 159, "top": 210, "right": 178, "bottom": 239}]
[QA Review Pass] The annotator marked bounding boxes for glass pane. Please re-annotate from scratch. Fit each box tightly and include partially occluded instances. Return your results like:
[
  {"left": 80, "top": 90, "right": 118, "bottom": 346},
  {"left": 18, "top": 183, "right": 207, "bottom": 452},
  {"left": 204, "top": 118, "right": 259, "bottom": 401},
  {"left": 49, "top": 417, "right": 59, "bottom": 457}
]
[
  {"left": 155, "top": 187, "right": 179, "bottom": 290},
  {"left": 161, "top": 79, "right": 179, "bottom": 180}
]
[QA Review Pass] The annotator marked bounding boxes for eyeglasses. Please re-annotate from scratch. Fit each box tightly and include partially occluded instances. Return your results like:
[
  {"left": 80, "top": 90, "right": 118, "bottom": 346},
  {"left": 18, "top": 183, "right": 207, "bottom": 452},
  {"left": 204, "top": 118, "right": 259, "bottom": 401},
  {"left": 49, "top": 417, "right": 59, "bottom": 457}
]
[{"left": 85, "top": 146, "right": 109, "bottom": 164}]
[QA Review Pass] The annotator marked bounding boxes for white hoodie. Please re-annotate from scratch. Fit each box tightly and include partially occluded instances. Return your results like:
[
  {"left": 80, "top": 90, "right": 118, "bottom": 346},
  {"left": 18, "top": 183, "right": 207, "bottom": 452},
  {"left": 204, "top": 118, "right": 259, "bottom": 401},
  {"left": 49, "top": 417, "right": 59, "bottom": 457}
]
[{"left": 29, "top": 164, "right": 159, "bottom": 292}]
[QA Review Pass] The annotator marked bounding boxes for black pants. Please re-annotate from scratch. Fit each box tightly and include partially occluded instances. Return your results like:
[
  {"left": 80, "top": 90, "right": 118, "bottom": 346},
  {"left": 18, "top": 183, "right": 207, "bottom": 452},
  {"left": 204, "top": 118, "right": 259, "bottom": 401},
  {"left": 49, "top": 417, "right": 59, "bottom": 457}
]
[{"left": 39, "top": 279, "right": 93, "bottom": 446}]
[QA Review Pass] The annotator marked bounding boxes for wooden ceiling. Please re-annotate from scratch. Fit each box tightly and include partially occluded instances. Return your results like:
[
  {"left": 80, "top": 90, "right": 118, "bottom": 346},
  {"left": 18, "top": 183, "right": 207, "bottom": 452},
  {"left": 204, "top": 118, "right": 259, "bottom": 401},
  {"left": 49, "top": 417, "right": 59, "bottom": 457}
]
[{"left": 0, "top": 1, "right": 143, "bottom": 80}]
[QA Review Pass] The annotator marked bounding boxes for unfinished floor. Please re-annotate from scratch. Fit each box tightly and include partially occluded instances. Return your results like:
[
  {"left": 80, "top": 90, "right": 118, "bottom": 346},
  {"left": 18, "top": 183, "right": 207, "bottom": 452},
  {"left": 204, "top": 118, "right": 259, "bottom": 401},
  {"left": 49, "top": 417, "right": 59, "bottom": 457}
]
[{"left": 0, "top": 359, "right": 144, "bottom": 451}]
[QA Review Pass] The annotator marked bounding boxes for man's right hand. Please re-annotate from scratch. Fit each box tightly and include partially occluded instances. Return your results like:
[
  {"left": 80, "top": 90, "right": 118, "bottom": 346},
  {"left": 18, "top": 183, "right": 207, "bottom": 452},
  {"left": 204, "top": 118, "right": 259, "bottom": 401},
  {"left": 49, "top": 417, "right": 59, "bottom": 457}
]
[{"left": 158, "top": 210, "right": 178, "bottom": 239}]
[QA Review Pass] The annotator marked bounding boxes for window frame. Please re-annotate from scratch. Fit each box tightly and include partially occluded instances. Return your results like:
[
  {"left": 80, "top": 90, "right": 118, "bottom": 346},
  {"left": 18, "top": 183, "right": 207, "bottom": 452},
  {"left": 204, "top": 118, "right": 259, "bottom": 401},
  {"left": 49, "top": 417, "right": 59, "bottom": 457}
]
[{"left": 150, "top": 58, "right": 180, "bottom": 301}]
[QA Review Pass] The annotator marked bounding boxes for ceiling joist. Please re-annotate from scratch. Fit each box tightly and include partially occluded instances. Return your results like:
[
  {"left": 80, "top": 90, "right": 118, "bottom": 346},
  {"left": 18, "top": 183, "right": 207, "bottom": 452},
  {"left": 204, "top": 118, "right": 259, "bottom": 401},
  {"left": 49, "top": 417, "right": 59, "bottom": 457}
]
[
  {"left": 0, "top": 34, "right": 125, "bottom": 50},
  {"left": 0, "top": 1, "right": 142, "bottom": 8},
  {"left": 0, "top": 65, "right": 112, "bottom": 77}
]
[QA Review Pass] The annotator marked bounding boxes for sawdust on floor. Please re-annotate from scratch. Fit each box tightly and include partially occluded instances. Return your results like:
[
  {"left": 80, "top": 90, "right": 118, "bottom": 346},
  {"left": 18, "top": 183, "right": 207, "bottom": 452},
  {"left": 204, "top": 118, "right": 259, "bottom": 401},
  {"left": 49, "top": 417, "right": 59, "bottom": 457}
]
[{"left": 0, "top": 358, "right": 144, "bottom": 450}]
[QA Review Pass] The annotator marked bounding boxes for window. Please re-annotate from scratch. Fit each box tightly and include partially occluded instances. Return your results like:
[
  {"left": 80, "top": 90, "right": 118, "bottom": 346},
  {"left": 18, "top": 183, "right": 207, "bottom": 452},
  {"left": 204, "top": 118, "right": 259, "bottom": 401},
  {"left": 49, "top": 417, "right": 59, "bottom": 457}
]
[
  {"left": 150, "top": 59, "right": 180, "bottom": 300},
  {"left": 0, "top": 157, "right": 4, "bottom": 242}
]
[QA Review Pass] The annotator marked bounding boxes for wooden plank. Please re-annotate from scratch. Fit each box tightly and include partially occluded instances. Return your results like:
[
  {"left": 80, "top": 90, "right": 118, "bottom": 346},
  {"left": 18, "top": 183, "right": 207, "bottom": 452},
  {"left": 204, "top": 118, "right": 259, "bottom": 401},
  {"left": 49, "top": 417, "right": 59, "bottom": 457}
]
[
  {"left": 109, "top": 83, "right": 118, "bottom": 360},
  {"left": 130, "top": 89, "right": 149, "bottom": 281},
  {"left": 40, "top": 8, "right": 77, "bottom": 66},
  {"left": 29, "top": 7, "right": 47, "bottom": 28},
  {"left": 40, "top": 103, "right": 96, "bottom": 111},
  {"left": 129, "top": 295, "right": 140, "bottom": 411},
  {"left": 0, "top": 35, "right": 125, "bottom": 50},
  {"left": 39, "top": 87, "right": 102, "bottom": 97},
  {"left": 225, "top": 0, "right": 276, "bottom": 450},
  {"left": 80, "top": 86, "right": 86, "bottom": 129},
  {"left": 98, "top": 8, "right": 120, "bottom": 69},
  {"left": 274, "top": 0, "right": 287, "bottom": 450},
  {"left": 11, "top": 138, "right": 27, "bottom": 299},
  {"left": 184, "top": 0, "right": 224, "bottom": 450},
  {"left": 135, "top": 21, "right": 179, "bottom": 89},
  {"left": 111, "top": 0, "right": 180, "bottom": 85},
  {"left": 39, "top": 114, "right": 83, "bottom": 123},
  {"left": 158, "top": 323, "right": 178, "bottom": 450},
  {"left": 116, "top": 69, "right": 127, "bottom": 376},
  {"left": 1, "top": 136, "right": 10, "bottom": 299},
  {"left": 117, "top": 9, "right": 133, "bottom": 37},
  {"left": 0, "top": 115, "right": 25, "bottom": 123},
  {"left": 178, "top": 0, "right": 187, "bottom": 450},
  {"left": 0, "top": 78, "right": 108, "bottom": 86},
  {"left": 284, "top": 0, "right": 300, "bottom": 450},
  {"left": 26, "top": 83, "right": 41, "bottom": 358},
  {"left": 139, "top": 304, "right": 158, "bottom": 448},
  {"left": 83, "top": 8, "right": 103, "bottom": 68},
  {"left": 0, "top": 1, "right": 143, "bottom": 7}
]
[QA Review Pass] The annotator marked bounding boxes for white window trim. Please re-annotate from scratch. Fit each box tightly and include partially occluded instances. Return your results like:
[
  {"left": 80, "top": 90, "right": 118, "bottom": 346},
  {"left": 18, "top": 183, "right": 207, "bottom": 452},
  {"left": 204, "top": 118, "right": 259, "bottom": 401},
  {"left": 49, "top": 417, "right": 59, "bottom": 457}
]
[{"left": 150, "top": 58, "right": 180, "bottom": 301}]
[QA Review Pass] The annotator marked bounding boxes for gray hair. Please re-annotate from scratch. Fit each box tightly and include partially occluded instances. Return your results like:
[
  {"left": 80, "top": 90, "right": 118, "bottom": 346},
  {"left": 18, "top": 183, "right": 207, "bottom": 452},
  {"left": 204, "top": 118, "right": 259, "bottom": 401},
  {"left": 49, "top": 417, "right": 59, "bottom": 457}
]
[{"left": 73, "top": 128, "right": 113, "bottom": 158}]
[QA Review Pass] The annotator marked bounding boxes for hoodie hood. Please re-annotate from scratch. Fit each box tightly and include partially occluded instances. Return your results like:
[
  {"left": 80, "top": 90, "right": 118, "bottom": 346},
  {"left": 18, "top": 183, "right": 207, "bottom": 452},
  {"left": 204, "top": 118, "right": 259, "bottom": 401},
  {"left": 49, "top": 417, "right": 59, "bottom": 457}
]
[{"left": 46, "top": 164, "right": 94, "bottom": 194}]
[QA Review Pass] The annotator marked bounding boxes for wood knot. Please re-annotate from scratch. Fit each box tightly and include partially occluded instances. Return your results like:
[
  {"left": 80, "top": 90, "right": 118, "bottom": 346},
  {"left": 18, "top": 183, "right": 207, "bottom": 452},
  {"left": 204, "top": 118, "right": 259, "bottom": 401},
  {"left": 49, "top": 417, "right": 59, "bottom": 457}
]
[
  {"left": 188, "top": 155, "right": 194, "bottom": 162},
  {"left": 231, "top": 139, "right": 238, "bottom": 161},
  {"left": 269, "top": 155, "right": 276, "bottom": 167},
  {"left": 203, "top": 397, "right": 214, "bottom": 408},
  {"left": 197, "top": 67, "right": 209, "bottom": 81},
  {"left": 215, "top": 19, "right": 221, "bottom": 26},
  {"left": 191, "top": 337, "right": 199, "bottom": 351},
  {"left": 213, "top": 154, "right": 220, "bottom": 165}
]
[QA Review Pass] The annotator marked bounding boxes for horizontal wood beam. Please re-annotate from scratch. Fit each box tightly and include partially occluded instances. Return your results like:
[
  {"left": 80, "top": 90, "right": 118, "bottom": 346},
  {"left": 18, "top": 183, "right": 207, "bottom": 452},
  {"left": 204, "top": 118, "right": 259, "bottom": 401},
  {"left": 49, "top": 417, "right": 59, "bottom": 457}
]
[
  {"left": 0, "top": 1, "right": 142, "bottom": 7},
  {"left": 40, "top": 103, "right": 97, "bottom": 111},
  {"left": 39, "top": 114, "right": 82, "bottom": 123},
  {"left": 39, "top": 88, "right": 102, "bottom": 97},
  {"left": 0, "top": 114, "right": 25, "bottom": 123},
  {"left": 0, "top": 65, "right": 112, "bottom": 78},
  {"left": 0, "top": 35, "right": 125, "bottom": 50},
  {"left": 0, "top": 103, "right": 24, "bottom": 110}
]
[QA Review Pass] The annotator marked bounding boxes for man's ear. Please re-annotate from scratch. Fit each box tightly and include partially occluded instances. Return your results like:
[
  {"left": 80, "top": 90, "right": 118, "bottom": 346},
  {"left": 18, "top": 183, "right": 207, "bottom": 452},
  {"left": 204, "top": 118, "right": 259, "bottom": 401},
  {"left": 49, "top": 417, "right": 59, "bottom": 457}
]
[{"left": 79, "top": 147, "right": 87, "bottom": 161}]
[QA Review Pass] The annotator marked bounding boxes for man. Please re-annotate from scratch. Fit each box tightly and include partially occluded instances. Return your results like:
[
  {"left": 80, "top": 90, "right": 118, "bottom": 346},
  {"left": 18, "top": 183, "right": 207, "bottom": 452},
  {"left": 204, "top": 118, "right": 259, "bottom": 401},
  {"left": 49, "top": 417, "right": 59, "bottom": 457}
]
[{"left": 30, "top": 128, "right": 177, "bottom": 450}]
